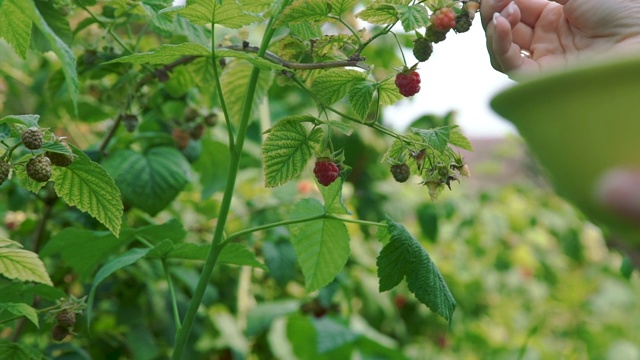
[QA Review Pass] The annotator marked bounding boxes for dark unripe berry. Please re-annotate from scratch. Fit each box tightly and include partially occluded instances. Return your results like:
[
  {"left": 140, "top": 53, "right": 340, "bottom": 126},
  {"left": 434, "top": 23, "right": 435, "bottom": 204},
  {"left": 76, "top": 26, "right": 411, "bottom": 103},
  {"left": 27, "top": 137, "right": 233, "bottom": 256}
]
[
  {"left": 390, "top": 163, "right": 411, "bottom": 183},
  {"left": 395, "top": 71, "right": 421, "bottom": 97},
  {"left": 413, "top": 38, "right": 433, "bottom": 62},
  {"left": 22, "top": 127, "right": 44, "bottom": 150},
  {"left": 0, "top": 159, "right": 10, "bottom": 185},
  {"left": 26, "top": 156, "right": 52, "bottom": 182},
  {"left": 46, "top": 143, "right": 74, "bottom": 167},
  {"left": 189, "top": 124, "right": 205, "bottom": 140},
  {"left": 51, "top": 325, "right": 70, "bottom": 342},
  {"left": 313, "top": 159, "right": 340, "bottom": 186},
  {"left": 122, "top": 114, "right": 139, "bottom": 133},
  {"left": 55, "top": 310, "right": 76, "bottom": 328},
  {"left": 172, "top": 128, "right": 190, "bottom": 150}
]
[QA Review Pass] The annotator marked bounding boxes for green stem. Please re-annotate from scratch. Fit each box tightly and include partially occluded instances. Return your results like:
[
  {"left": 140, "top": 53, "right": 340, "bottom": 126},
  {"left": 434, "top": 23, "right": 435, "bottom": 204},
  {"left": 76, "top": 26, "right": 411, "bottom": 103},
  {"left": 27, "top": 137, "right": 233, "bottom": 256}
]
[
  {"left": 290, "top": 75, "right": 405, "bottom": 142},
  {"left": 329, "top": 15, "right": 363, "bottom": 48},
  {"left": 162, "top": 261, "right": 181, "bottom": 331},
  {"left": 0, "top": 304, "right": 58, "bottom": 326},
  {"left": 223, "top": 213, "right": 386, "bottom": 245},
  {"left": 2, "top": 141, "right": 23, "bottom": 161},
  {"left": 211, "top": 26, "right": 235, "bottom": 149},
  {"left": 171, "top": 4, "right": 289, "bottom": 357},
  {"left": 356, "top": 23, "right": 397, "bottom": 55}
]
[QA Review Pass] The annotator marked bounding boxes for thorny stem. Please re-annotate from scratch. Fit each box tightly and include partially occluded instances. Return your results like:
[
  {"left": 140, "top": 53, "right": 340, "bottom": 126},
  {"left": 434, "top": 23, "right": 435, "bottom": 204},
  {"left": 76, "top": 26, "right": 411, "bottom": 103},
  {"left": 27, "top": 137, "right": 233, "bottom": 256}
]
[{"left": 171, "top": 3, "right": 292, "bottom": 358}]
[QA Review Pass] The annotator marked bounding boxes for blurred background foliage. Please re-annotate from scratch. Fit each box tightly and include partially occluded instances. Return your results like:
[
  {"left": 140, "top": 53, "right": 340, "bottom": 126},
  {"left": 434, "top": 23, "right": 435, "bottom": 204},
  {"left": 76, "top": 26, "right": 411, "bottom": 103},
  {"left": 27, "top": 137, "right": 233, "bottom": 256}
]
[{"left": 0, "top": 1, "right": 639, "bottom": 359}]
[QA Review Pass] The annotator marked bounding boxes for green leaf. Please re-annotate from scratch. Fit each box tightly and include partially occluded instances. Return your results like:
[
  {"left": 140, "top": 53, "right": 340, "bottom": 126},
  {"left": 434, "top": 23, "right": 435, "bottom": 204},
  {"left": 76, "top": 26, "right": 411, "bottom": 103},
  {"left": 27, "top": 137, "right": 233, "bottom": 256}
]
[
  {"left": 220, "top": 60, "right": 274, "bottom": 128},
  {"left": 328, "top": 0, "right": 357, "bottom": 16},
  {"left": 288, "top": 23, "right": 322, "bottom": 41},
  {"left": 164, "top": 243, "right": 267, "bottom": 269},
  {"left": 0, "top": 341, "right": 42, "bottom": 360},
  {"left": 377, "top": 216, "right": 456, "bottom": 323},
  {"left": 0, "top": 114, "right": 39, "bottom": 128},
  {"left": 0, "top": 303, "right": 38, "bottom": 328},
  {"left": 52, "top": 147, "right": 123, "bottom": 236},
  {"left": 0, "top": 248, "right": 52, "bottom": 286},
  {"left": 449, "top": 127, "right": 473, "bottom": 151},
  {"left": 289, "top": 199, "right": 350, "bottom": 292},
  {"left": 0, "top": 237, "right": 22, "bottom": 248},
  {"left": 14, "top": 0, "right": 78, "bottom": 113},
  {"left": 177, "top": 0, "right": 261, "bottom": 28},
  {"left": 311, "top": 69, "right": 366, "bottom": 106},
  {"left": 0, "top": 0, "right": 32, "bottom": 59},
  {"left": 102, "top": 147, "right": 190, "bottom": 216},
  {"left": 262, "top": 116, "right": 324, "bottom": 187},
  {"left": 313, "top": 317, "right": 359, "bottom": 354},
  {"left": 87, "top": 248, "right": 151, "bottom": 327},
  {"left": 263, "top": 240, "right": 297, "bottom": 286},
  {"left": 246, "top": 300, "right": 300, "bottom": 336},
  {"left": 126, "top": 219, "right": 188, "bottom": 245},
  {"left": 106, "top": 43, "right": 211, "bottom": 65},
  {"left": 193, "top": 139, "right": 230, "bottom": 199},
  {"left": 219, "top": 243, "right": 267, "bottom": 269},
  {"left": 35, "top": 0, "right": 72, "bottom": 45},
  {"left": 40, "top": 228, "right": 128, "bottom": 281},
  {"left": 347, "top": 79, "right": 376, "bottom": 120},
  {"left": 395, "top": 4, "right": 429, "bottom": 32},
  {"left": 327, "top": 120, "right": 353, "bottom": 136},
  {"left": 411, "top": 126, "right": 451, "bottom": 153},
  {"left": 276, "top": 0, "right": 329, "bottom": 26},
  {"left": 356, "top": 3, "right": 398, "bottom": 25},
  {"left": 319, "top": 178, "right": 350, "bottom": 215},
  {"left": 378, "top": 77, "right": 403, "bottom": 106}
]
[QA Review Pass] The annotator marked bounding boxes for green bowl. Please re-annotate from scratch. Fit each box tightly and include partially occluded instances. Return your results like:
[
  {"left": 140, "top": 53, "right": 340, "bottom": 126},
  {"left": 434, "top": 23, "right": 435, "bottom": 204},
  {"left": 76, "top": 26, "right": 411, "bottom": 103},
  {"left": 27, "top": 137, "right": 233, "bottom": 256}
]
[{"left": 491, "top": 56, "right": 640, "bottom": 242}]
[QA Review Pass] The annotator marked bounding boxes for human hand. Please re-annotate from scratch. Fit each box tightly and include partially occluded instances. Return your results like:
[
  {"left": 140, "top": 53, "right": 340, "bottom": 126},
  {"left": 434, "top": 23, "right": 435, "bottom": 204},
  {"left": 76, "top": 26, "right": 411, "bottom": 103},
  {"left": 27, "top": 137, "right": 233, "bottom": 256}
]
[
  {"left": 482, "top": 0, "right": 640, "bottom": 77},
  {"left": 596, "top": 169, "right": 640, "bottom": 224}
]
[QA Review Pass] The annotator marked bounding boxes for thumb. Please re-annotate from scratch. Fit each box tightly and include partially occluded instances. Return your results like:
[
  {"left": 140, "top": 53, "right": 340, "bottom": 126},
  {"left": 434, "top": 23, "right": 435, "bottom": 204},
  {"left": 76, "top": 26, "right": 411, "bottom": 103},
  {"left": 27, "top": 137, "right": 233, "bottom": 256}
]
[{"left": 595, "top": 168, "right": 640, "bottom": 223}]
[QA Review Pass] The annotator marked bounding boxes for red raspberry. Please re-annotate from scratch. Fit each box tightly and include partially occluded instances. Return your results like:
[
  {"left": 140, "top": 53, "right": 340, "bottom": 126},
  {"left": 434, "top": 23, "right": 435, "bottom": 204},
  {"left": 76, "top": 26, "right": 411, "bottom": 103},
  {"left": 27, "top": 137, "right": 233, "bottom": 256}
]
[
  {"left": 313, "top": 159, "right": 339, "bottom": 186},
  {"left": 395, "top": 71, "right": 421, "bottom": 97},
  {"left": 432, "top": 8, "right": 457, "bottom": 32}
]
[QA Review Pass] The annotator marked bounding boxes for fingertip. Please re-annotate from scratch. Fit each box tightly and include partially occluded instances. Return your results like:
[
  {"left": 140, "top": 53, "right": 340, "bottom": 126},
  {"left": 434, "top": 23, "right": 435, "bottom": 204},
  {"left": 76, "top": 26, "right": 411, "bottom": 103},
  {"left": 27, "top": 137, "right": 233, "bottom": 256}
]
[{"left": 596, "top": 169, "right": 640, "bottom": 222}]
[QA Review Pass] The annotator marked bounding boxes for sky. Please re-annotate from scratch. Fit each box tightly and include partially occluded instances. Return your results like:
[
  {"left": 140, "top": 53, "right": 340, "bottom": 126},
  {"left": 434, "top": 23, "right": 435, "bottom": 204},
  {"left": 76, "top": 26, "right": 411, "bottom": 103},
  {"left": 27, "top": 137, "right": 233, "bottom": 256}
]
[{"left": 171, "top": 0, "right": 517, "bottom": 137}]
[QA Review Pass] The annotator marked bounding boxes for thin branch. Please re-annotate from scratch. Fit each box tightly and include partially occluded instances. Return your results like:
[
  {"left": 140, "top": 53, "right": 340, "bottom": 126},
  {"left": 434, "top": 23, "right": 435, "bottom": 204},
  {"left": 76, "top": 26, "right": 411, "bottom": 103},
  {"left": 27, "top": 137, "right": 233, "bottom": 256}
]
[{"left": 222, "top": 44, "right": 370, "bottom": 71}]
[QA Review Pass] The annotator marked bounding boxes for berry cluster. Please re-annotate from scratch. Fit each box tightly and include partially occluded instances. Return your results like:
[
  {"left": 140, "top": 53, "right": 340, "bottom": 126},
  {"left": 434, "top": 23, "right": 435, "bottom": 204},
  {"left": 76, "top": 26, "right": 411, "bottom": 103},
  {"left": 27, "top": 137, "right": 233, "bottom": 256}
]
[
  {"left": 0, "top": 127, "right": 76, "bottom": 186},
  {"left": 51, "top": 310, "right": 76, "bottom": 342},
  {"left": 171, "top": 108, "right": 219, "bottom": 162},
  {"left": 432, "top": 8, "right": 457, "bottom": 32},
  {"left": 313, "top": 158, "right": 340, "bottom": 186}
]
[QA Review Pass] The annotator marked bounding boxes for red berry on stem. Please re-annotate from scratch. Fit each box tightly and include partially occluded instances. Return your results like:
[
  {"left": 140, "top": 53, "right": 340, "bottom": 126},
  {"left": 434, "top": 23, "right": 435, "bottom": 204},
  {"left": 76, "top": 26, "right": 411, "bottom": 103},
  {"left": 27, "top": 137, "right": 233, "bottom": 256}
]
[
  {"left": 395, "top": 71, "right": 421, "bottom": 97},
  {"left": 432, "top": 8, "right": 457, "bottom": 32},
  {"left": 313, "top": 159, "right": 340, "bottom": 186}
]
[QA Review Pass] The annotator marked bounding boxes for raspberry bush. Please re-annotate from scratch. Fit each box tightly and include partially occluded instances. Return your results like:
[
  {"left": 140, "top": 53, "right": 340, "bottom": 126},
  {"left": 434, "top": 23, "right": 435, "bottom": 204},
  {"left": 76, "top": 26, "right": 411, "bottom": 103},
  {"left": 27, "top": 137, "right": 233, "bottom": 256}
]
[{"left": 0, "top": 0, "right": 485, "bottom": 358}]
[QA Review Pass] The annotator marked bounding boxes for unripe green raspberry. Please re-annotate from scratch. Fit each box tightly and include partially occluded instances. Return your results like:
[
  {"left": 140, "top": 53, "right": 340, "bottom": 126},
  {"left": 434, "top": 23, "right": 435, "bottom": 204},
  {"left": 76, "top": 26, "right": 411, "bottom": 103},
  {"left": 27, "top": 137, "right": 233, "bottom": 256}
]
[
  {"left": 454, "top": 14, "right": 472, "bottom": 33},
  {"left": 390, "top": 163, "right": 411, "bottom": 183},
  {"left": 22, "top": 127, "right": 44, "bottom": 150},
  {"left": 425, "top": 24, "right": 447, "bottom": 43},
  {"left": 413, "top": 38, "right": 433, "bottom": 62},
  {"left": 26, "top": 156, "right": 52, "bottom": 182},
  {"left": 0, "top": 159, "right": 10, "bottom": 185}
]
